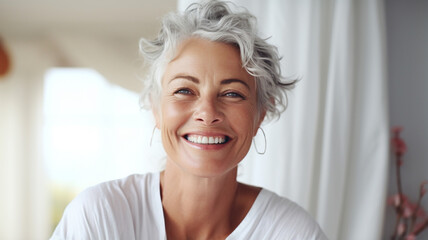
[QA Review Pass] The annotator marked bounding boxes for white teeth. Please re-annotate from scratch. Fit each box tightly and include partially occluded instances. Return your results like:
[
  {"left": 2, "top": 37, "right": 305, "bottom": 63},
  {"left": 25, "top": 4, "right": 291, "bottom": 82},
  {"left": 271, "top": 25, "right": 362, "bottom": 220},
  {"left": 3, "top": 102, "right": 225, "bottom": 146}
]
[{"left": 186, "top": 135, "right": 227, "bottom": 145}]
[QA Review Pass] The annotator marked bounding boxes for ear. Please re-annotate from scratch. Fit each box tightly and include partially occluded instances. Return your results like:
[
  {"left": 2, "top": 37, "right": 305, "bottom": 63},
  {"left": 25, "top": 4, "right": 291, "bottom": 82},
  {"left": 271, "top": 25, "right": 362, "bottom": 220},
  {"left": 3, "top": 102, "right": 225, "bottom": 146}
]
[
  {"left": 149, "top": 93, "right": 162, "bottom": 129},
  {"left": 253, "top": 97, "right": 274, "bottom": 136},
  {"left": 253, "top": 108, "right": 267, "bottom": 137},
  {"left": 152, "top": 106, "right": 161, "bottom": 129}
]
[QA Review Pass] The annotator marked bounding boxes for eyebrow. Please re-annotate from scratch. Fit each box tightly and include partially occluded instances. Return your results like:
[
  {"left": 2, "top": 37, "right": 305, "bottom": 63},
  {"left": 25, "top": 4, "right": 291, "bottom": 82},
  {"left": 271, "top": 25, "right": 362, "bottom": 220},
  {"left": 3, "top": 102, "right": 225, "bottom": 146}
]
[
  {"left": 170, "top": 75, "right": 250, "bottom": 90},
  {"left": 169, "top": 75, "right": 199, "bottom": 84},
  {"left": 221, "top": 79, "right": 250, "bottom": 90}
]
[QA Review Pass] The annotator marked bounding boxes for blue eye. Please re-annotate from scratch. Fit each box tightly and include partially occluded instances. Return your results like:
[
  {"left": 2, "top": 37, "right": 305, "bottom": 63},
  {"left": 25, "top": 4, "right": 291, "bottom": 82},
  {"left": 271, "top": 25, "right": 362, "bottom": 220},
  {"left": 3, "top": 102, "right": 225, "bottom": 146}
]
[
  {"left": 224, "top": 92, "right": 245, "bottom": 99},
  {"left": 174, "top": 88, "right": 192, "bottom": 95}
]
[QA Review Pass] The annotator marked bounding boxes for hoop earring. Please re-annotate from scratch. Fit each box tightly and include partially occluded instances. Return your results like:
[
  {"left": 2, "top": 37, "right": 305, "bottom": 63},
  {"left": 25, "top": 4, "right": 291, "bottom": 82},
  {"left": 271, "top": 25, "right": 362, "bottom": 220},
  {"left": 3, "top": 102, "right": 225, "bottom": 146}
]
[
  {"left": 253, "top": 127, "right": 267, "bottom": 155},
  {"left": 150, "top": 126, "right": 156, "bottom": 147}
]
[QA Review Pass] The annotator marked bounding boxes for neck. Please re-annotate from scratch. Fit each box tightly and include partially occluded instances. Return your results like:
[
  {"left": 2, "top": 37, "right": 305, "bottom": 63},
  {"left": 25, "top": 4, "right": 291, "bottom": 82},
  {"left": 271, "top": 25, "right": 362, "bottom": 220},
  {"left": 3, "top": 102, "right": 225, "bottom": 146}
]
[{"left": 160, "top": 160, "right": 242, "bottom": 240}]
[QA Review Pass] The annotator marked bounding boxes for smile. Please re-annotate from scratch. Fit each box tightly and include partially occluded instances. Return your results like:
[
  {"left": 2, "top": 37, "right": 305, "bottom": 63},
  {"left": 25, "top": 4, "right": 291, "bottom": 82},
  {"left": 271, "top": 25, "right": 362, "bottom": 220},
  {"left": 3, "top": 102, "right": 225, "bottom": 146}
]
[{"left": 184, "top": 134, "right": 229, "bottom": 145}]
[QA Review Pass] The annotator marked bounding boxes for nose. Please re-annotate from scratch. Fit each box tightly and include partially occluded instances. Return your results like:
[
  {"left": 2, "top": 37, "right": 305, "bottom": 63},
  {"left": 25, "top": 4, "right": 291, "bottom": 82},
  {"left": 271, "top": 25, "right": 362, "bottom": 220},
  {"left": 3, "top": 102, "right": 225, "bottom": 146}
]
[{"left": 193, "top": 97, "right": 224, "bottom": 125}]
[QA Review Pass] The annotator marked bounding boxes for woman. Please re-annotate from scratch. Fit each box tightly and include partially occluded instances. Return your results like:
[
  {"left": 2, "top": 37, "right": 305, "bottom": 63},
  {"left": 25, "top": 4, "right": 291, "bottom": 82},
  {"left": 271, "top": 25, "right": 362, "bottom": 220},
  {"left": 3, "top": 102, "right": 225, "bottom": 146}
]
[{"left": 51, "top": 1, "right": 327, "bottom": 239}]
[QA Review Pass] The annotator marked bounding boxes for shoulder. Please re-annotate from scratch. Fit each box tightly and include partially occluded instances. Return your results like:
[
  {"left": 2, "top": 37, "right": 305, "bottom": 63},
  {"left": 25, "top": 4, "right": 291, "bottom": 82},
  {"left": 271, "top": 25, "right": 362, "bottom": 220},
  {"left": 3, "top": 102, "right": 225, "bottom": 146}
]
[
  {"left": 255, "top": 189, "right": 328, "bottom": 239},
  {"left": 259, "top": 190, "right": 313, "bottom": 224},
  {"left": 71, "top": 173, "right": 157, "bottom": 210},
  {"left": 50, "top": 172, "right": 160, "bottom": 240}
]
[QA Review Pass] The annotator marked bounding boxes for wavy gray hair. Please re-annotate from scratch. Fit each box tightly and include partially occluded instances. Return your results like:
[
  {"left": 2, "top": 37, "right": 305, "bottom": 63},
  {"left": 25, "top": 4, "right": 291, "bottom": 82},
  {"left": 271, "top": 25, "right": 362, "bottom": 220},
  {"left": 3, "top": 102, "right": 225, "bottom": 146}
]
[{"left": 139, "top": 0, "right": 296, "bottom": 121}]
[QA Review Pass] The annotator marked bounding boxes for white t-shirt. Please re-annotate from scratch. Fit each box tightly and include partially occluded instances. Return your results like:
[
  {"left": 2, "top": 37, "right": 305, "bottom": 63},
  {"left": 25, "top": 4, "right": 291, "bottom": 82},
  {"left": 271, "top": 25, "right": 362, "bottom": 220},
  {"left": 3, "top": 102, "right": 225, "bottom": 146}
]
[{"left": 51, "top": 172, "right": 328, "bottom": 240}]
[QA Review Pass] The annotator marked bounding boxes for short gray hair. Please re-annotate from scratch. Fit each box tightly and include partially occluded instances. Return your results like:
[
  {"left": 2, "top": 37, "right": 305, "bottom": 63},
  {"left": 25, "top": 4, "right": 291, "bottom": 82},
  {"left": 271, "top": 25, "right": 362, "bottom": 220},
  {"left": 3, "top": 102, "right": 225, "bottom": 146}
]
[{"left": 139, "top": 0, "right": 296, "bottom": 121}]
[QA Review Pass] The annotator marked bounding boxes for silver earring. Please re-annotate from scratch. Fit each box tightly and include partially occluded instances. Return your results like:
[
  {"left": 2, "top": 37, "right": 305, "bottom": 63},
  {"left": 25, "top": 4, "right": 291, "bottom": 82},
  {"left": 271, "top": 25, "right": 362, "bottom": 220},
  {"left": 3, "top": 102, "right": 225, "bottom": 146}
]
[
  {"left": 253, "top": 127, "right": 266, "bottom": 155},
  {"left": 150, "top": 126, "right": 157, "bottom": 147}
]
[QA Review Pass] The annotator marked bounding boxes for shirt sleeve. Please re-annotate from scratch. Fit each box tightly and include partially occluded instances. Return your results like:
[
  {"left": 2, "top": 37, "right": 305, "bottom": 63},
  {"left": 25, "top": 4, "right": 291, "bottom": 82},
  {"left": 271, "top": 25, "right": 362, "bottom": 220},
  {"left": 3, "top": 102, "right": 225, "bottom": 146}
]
[
  {"left": 49, "top": 184, "right": 135, "bottom": 240},
  {"left": 270, "top": 197, "right": 329, "bottom": 240},
  {"left": 50, "top": 187, "right": 101, "bottom": 240}
]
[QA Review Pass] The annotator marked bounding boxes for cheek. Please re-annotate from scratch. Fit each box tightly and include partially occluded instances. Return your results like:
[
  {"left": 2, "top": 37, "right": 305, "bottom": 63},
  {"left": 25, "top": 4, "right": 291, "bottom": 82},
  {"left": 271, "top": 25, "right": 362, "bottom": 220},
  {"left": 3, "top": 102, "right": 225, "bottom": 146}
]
[
  {"left": 160, "top": 100, "right": 190, "bottom": 132},
  {"left": 228, "top": 105, "right": 260, "bottom": 135}
]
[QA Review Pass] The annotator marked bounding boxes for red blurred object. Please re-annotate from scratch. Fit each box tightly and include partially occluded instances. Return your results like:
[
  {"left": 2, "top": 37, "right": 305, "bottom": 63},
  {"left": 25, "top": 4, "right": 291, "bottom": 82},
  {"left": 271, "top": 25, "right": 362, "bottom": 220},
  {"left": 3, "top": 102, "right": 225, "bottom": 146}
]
[
  {"left": 389, "top": 126, "right": 428, "bottom": 239},
  {"left": 420, "top": 181, "right": 428, "bottom": 197},
  {"left": 0, "top": 37, "right": 11, "bottom": 77},
  {"left": 391, "top": 126, "right": 407, "bottom": 156}
]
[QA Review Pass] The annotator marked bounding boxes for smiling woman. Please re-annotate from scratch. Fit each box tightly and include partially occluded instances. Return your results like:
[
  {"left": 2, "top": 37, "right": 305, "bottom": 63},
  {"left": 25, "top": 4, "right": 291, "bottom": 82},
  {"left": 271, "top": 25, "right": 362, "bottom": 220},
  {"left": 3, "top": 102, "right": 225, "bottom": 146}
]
[
  {"left": 50, "top": 1, "right": 328, "bottom": 239},
  {"left": 157, "top": 38, "right": 261, "bottom": 178}
]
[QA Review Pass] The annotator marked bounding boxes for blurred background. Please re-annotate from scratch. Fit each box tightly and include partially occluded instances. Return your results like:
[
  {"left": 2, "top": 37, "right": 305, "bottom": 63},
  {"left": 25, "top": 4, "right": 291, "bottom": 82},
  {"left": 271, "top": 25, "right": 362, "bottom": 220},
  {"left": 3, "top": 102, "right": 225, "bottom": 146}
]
[{"left": 0, "top": 0, "right": 427, "bottom": 239}]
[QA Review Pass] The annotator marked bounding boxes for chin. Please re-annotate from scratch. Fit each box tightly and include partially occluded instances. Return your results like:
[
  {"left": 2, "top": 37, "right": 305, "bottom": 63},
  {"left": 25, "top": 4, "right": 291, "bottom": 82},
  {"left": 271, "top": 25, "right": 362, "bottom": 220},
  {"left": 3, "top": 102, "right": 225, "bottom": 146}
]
[{"left": 174, "top": 157, "right": 240, "bottom": 179}]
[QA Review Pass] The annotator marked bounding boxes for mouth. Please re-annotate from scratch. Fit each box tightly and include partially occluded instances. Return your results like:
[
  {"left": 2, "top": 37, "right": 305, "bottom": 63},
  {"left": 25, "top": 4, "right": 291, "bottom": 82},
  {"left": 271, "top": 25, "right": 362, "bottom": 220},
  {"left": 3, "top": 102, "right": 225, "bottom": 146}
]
[{"left": 184, "top": 134, "right": 230, "bottom": 145}]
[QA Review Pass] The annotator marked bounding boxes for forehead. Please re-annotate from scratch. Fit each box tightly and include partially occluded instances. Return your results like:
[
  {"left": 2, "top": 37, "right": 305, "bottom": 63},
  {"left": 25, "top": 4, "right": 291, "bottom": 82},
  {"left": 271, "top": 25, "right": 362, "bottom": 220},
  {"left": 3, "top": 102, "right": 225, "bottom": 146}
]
[{"left": 163, "top": 38, "right": 254, "bottom": 85}]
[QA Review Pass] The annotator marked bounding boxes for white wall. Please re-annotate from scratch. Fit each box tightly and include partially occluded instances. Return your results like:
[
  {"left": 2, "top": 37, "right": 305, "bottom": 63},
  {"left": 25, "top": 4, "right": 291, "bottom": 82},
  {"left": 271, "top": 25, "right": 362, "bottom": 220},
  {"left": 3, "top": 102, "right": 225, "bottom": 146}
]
[{"left": 384, "top": 0, "right": 428, "bottom": 238}]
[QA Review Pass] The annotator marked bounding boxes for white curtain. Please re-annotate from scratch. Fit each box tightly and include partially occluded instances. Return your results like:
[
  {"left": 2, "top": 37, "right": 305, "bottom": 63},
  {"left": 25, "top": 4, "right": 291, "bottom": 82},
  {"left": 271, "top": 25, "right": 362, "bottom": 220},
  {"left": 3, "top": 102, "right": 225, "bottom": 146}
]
[{"left": 177, "top": 0, "right": 390, "bottom": 239}]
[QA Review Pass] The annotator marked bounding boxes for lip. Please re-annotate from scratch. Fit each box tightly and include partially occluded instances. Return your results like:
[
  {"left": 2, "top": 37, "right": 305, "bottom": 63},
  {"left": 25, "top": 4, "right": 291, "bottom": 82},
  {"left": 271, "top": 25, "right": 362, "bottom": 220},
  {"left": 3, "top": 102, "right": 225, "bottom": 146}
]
[
  {"left": 181, "top": 131, "right": 232, "bottom": 150},
  {"left": 182, "top": 131, "right": 232, "bottom": 139}
]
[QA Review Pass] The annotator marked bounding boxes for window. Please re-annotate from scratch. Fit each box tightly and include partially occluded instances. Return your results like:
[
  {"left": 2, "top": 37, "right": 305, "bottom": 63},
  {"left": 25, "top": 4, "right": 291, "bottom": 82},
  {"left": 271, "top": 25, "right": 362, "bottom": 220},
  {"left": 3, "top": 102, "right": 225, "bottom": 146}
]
[{"left": 43, "top": 68, "right": 165, "bottom": 231}]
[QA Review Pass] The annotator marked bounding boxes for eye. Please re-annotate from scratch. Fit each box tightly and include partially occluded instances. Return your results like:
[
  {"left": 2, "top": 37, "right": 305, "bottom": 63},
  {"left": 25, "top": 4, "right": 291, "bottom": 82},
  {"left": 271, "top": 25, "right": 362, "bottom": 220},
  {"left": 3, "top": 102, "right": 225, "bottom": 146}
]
[
  {"left": 223, "top": 91, "right": 245, "bottom": 99},
  {"left": 174, "top": 88, "right": 193, "bottom": 95}
]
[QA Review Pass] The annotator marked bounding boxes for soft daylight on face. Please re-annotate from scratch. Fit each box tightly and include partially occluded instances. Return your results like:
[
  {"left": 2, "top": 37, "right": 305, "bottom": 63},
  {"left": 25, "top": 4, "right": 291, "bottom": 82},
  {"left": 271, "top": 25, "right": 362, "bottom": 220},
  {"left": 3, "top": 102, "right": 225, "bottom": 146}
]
[{"left": 155, "top": 38, "right": 264, "bottom": 178}]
